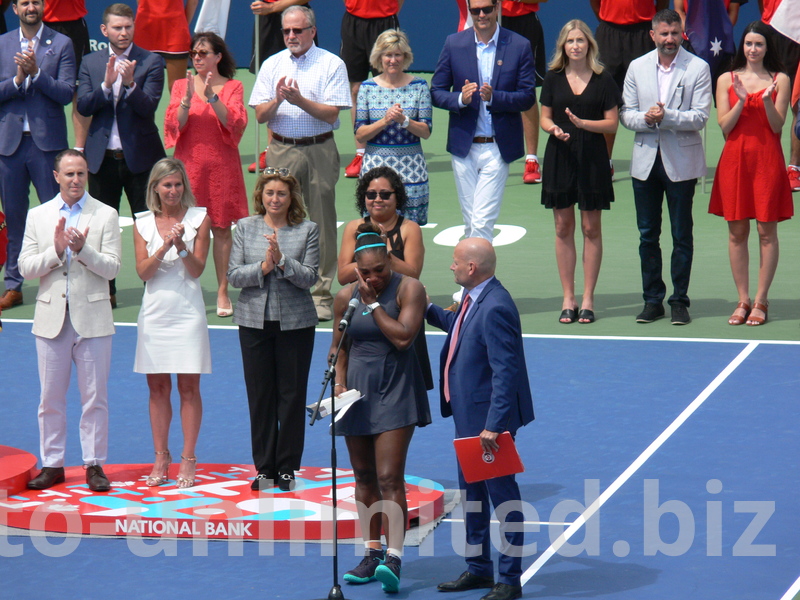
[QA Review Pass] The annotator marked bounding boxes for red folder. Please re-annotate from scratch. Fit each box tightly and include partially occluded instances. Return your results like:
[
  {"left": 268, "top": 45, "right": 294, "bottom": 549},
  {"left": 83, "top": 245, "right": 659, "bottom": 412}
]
[{"left": 453, "top": 432, "right": 524, "bottom": 484}]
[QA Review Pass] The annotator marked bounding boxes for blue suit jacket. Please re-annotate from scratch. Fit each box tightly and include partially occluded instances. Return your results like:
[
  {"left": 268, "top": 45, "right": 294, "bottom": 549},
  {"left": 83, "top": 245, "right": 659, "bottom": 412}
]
[
  {"left": 0, "top": 25, "right": 75, "bottom": 155},
  {"left": 430, "top": 27, "right": 536, "bottom": 164},
  {"left": 77, "top": 44, "right": 166, "bottom": 175},
  {"left": 427, "top": 277, "right": 534, "bottom": 438}
]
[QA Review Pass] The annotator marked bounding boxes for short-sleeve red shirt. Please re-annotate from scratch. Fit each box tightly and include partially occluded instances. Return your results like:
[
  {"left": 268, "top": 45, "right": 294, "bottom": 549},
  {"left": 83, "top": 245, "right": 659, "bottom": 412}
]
[
  {"left": 43, "top": 0, "right": 87, "bottom": 23},
  {"left": 501, "top": 1, "right": 540, "bottom": 18},
  {"left": 599, "top": 0, "right": 657, "bottom": 26},
  {"left": 345, "top": 0, "right": 400, "bottom": 19}
]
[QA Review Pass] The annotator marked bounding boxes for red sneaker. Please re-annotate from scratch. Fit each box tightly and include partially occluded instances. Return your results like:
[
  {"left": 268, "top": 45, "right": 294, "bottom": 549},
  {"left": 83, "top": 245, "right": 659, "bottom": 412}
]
[
  {"left": 345, "top": 153, "right": 364, "bottom": 178},
  {"left": 522, "top": 158, "right": 541, "bottom": 184},
  {"left": 789, "top": 166, "right": 800, "bottom": 192},
  {"left": 248, "top": 150, "right": 267, "bottom": 174}
]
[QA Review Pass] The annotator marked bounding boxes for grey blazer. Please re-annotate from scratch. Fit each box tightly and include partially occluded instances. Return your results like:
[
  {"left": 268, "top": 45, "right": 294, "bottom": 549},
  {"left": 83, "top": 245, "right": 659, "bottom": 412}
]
[
  {"left": 228, "top": 216, "right": 319, "bottom": 330},
  {"left": 620, "top": 46, "right": 712, "bottom": 182}
]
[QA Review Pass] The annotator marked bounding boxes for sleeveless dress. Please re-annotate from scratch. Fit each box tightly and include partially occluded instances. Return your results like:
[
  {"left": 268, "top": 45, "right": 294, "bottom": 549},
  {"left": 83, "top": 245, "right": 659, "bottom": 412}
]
[
  {"left": 355, "top": 77, "right": 432, "bottom": 225},
  {"left": 365, "top": 215, "right": 434, "bottom": 390},
  {"left": 134, "top": 207, "right": 211, "bottom": 374},
  {"left": 335, "top": 272, "right": 431, "bottom": 437},
  {"left": 708, "top": 81, "right": 794, "bottom": 222},
  {"left": 165, "top": 78, "right": 249, "bottom": 228},
  {"left": 540, "top": 69, "right": 620, "bottom": 210}
]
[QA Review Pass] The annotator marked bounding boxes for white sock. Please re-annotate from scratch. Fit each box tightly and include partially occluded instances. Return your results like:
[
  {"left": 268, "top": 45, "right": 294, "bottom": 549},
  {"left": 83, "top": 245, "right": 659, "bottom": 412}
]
[
  {"left": 365, "top": 540, "right": 382, "bottom": 554},
  {"left": 526, "top": 154, "right": 538, "bottom": 162},
  {"left": 386, "top": 547, "right": 403, "bottom": 559},
  {"left": 356, "top": 148, "right": 365, "bottom": 156}
]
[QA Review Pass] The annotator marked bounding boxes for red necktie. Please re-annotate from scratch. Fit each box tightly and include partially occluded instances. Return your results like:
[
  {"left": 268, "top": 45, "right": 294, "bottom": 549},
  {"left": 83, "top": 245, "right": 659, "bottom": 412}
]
[{"left": 443, "top": 294, "right": 470, "bottom": 403}]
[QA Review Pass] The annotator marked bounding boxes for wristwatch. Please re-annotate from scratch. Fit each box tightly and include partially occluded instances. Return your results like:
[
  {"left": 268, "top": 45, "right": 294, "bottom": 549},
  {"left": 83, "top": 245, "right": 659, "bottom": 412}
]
[
  {"left": 178, "top": 249, "right": 189, "bottom": 258},
  {"left": 400, "top": 115, "right": 410, "bottom": 129},
  {"left": 276, "top": 254, "right": 286, "bottom": 268},
  {"left": 363, "top": 301, "right": 381, "bottom": 314},
  {"left": 207, "top": 93, "right": 219, "bottom": 104}
]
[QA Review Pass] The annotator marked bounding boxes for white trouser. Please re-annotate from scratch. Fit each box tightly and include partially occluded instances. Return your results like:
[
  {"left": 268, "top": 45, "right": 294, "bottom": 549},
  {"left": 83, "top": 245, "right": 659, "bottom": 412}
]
[
  {"left": 451, "top": 142, "right": 510, "bottom": 241},
  {"left": 35, "top": 314, "right": 112, "bottom": 467}
]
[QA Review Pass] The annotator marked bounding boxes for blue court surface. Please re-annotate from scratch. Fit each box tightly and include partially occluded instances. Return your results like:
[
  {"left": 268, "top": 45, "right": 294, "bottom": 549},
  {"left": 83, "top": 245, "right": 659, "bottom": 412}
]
[{"left": 1, "top": 321, "right": 799, "bottom": 600}]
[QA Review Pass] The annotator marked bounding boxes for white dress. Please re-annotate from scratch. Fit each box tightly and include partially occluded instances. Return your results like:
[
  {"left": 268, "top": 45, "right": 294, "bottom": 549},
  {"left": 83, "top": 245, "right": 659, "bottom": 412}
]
[{"left": 134, "top": 207, "right": 211, "bottom": 374}]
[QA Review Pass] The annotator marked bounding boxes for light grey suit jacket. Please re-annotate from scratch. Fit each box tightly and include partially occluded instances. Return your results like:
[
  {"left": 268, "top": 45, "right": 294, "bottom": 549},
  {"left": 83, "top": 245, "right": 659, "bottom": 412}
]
[
  {"left": 18, "top": 194, "right": 121, "bottom": 339},
  {"left": 227, "top": 216, "right": 319, "bottom": 330},
  {"left": 620, "top": 47, "right": 712, "bottom": 182}
]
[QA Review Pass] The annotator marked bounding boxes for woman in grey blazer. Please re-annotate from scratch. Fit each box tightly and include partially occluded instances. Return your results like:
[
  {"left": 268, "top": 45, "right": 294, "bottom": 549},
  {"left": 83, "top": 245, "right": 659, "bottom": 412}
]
[{"left": 228, "top": 169, "right": 319, "bottom": 492}]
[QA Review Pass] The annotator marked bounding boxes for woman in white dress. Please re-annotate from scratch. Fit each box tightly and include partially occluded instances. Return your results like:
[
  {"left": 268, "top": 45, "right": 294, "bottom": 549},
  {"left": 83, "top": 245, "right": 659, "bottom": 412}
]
[{"left": 133, "top": 158, "right": 212, "bottom": 489}]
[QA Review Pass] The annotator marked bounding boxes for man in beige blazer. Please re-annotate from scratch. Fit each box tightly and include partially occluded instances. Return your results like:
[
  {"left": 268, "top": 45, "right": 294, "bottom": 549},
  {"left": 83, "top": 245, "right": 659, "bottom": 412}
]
[
  {"left": 19, "top": 149, "right": 121, "bottom": 492},
  {"left": 620, "top": 9, "right": 711, "bottom": 327}
]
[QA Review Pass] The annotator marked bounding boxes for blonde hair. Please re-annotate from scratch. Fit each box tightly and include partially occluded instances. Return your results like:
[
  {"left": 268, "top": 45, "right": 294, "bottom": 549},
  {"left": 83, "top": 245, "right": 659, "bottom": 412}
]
[
  {"left": 549, "top": 20, "right": 604, "bottom": 75},
  {"left": 369, "top": 29, "right": 413, "bottom": 73},
  {"left": 145, "top": 158, "right": 195, "bottom": 213},
  {"left": 252, "top": 172, "right": 307, "bottom": 226}
]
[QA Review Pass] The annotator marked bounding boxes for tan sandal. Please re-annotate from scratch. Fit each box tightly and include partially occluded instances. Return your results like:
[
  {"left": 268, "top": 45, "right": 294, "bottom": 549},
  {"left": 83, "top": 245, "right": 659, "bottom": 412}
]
[
  {"left": 146, "top": 450, "right": 171, "bottom": 487},
  {"left": 728, "top": 301, "right": 751, "bottom": 326},
  {"left": 746, "top": 301, "right": 768, "bottom": 326},
  {"left": 176, "top": 455, "right": 197, "bottom": 489}
]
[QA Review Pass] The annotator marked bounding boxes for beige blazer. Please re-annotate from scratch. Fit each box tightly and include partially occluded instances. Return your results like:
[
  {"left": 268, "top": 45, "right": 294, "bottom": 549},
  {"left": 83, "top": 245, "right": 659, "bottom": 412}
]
[
  {"left": 620, "top": 46, "right": 712, "bottom": 182},
  {"left": 18, "top": 194, "right": 121, "bottom": 339}
]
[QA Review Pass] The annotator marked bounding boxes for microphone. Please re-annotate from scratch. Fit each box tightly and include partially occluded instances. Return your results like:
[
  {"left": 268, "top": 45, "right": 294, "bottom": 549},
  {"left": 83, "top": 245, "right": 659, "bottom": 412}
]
[{"left": 338, "top": 298, "right": 359, "bottom": 331}]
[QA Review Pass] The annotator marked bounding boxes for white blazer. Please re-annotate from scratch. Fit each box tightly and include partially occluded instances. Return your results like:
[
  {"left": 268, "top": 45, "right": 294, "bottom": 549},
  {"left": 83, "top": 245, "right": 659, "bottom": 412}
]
[
  {"left": 18, "top": 194, "right": 121, "bottom": 339},
  {"left": 620, "top": 46, "right": 712, "bottom": 182}
]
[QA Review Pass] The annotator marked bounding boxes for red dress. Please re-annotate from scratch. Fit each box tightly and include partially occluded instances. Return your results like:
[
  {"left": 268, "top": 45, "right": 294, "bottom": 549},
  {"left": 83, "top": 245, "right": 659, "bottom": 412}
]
[
  {"left": 709, "top": 84, "right": 794, "bottom": 222},
  {"left": 165, "top": 78, "right": 249, "bottom": 228},
  {"left": 134, "top": 0, "right": 191, "bottom": 55}
]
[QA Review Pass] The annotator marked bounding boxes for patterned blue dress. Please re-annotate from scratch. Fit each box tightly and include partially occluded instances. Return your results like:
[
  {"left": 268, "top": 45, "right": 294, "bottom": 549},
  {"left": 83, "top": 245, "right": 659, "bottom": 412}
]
[{"left": 355, "top": 77, "right": 432, "bottom": 225}]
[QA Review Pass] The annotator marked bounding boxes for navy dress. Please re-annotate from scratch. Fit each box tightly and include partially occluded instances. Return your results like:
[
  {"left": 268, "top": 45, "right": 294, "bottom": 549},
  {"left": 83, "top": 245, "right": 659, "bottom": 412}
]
[{"left": 336, "top": 272, "right": 431, "bottom": 437}]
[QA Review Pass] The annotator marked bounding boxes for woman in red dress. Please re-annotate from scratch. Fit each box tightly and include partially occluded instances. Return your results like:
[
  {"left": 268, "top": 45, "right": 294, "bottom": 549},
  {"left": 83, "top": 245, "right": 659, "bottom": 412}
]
[
  {"left": 134, "top": 0, "right": 198, "bottom": 91},
  {"left": 709, "top": 21, "right": 792, "bottom": 326},
  {"left": 165, "top": 32, "right": 249, "bottom": 316}
]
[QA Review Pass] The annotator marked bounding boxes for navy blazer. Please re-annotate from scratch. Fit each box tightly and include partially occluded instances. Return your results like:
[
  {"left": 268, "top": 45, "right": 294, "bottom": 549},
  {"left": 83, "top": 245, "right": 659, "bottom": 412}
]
[
  {"left": 427, "top": 277, "right": 534, "bottom": 438},
  {"left": 430, "top": 27, "right": 536, "bottom": 164},
  {"left": 77, "top": 44, "right": 166, "bottom": 175},
  {"left": 0, "top": 25, "right": 75, "bottom": 155}
]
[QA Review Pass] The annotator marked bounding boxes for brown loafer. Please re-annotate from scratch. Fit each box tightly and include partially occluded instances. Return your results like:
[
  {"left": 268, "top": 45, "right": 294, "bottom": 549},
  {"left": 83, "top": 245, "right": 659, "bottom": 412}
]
[
  {"left": 27, "top": 467, "right": 66, "bottom": 490},
  {"left": 0, "top": 289, "right": 22, "bottom": 310},
  {"left": 86, "top": 465, "right": 111, "bottom": 492}
]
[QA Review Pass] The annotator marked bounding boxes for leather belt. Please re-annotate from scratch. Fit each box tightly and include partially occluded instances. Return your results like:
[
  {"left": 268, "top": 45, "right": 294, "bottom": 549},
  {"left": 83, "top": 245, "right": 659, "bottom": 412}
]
[
  {"left": 473, "top": 136, "right": 494, "bottom": 144},
  {"left": 22, "top": 131, "right": 32, "bottom": 136},
  {"left": 106, "top": 149, "right": 125, "bottom": 160},
  {"left": 271, "top": 131, "right": 333, "bottom": 146}
]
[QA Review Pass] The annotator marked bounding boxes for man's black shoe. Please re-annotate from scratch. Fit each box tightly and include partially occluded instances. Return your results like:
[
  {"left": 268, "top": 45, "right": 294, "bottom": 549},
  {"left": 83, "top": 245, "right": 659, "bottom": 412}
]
[
  {"left": 481, "top": 583, "right": 523, "bottom": 600},
  {"left": 27, "top": 467, "right": 65, "bottom": 490},
  {"left": 636, "top": 303, "right": 665, "bottom": 323},
  {"left": 671, "top": 304, "right": 691, "bottom": 325},
  {"left": 438, "top": 571, "right": 494, "bottom": 592},
  {"left": 86, "top": 465, "right": 111, "bottom": 492}
]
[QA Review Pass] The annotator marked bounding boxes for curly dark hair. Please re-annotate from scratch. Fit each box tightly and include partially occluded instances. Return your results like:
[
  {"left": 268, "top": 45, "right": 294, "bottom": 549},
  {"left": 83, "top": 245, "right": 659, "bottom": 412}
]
[
  {"left": 730, "top": 21, "right": 785, "bottom": 75},
  {"left": 191, "top": 32, "right": 237, "bottom": 79},
  {"left": 354, "top": 166, "right": 408, "bottom": 215}
]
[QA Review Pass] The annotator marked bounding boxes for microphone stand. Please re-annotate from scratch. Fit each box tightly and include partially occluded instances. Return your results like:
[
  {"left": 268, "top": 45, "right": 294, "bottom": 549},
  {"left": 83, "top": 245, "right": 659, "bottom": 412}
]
[{"left": 308, "top": 318, "right": 351, "bottom": 600}]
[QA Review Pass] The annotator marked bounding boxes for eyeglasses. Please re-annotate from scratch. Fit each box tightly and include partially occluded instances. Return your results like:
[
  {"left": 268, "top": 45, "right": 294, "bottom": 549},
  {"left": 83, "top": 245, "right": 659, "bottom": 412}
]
[
  {"left": 189, "top": 50, "right": 215, "bottom": 58},
  {"left": 282, "top": 26, "right": 313, "bottom": 36},
  {"left": 365, "top": 190, "right": 395, "bottom": 200},
  {"left": 468, "top": 5, "right": 495, "bottom": 16},
  {"left": 263, "top": 167, "right": 291, "bottom": 176}
]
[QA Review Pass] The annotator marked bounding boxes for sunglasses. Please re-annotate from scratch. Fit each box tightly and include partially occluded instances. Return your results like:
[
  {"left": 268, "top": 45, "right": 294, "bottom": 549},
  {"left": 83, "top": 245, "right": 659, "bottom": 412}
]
[
  {"left": 189, "top": 50, "right": 215, "bottom": 58},
  {"left": 469, "top": 5, "right": 495, "bottom": 16},
  {"left": 282, "top": 26, "right": 313, "bottom": 36},
  {"left": 263, "top": 167, "right": 291, "bottom": 176},
  {"left": 365, "top": 190, "right": 395, "bottom": 200}
]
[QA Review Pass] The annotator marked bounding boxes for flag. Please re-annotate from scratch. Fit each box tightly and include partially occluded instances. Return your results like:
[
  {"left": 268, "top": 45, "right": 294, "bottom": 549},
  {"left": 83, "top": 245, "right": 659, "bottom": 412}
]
[
  {"left": 456, "top": 0, "right": 472, "bottom": 31},
  {"left": 762, "top": 0, "right": 800, "bottom": 44},
  {"left": 685, "top": 0, "right": 735, "bottom": 75}
]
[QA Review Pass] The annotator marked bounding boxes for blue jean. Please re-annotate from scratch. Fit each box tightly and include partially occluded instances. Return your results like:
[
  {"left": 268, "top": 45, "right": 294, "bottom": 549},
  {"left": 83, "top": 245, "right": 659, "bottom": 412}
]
[{"left": 632, "top": 152, "right": 696, "bottom": 307}]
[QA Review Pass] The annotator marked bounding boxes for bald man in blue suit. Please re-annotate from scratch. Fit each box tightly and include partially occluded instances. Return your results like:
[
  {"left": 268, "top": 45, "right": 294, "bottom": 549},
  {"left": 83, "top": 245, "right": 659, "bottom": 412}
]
[
  {"left": 427, "top": 237, "right": 534, "bottom": 600},
  {"left": 0, "top": 0, "right": 75, "bottom": 310}
]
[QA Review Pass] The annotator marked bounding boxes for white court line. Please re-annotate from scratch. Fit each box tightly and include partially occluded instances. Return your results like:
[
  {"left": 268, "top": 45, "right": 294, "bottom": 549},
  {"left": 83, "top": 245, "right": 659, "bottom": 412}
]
[
  {"left": 779, "top": 575, "right": 800, "bottom": 600},
  {"left": 520, "top": 341, "right": 760, "bottom": 587},
  {"left": 443, "top": 518, "right": 572, "bottom": 527}
]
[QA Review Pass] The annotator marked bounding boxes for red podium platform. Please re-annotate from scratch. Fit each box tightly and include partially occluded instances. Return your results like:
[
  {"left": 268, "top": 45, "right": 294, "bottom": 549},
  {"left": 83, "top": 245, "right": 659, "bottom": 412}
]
[{"left": 0, "top": 449, "right": 445, "bottom": 541}]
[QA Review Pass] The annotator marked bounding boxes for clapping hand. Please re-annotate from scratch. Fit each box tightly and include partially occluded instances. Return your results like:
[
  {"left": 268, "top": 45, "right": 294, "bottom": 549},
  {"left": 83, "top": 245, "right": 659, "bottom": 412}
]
[
  {"left": 644, "top": 102, "right": 665, "bottom": 126},
  {"left": 479, "top": 82, "right": 493, "bottom": 102},
  {"left": 14, "top": 41, "right": 37, "bottom": 81},
  {"left": 117, "top": 58, "right": 137, "bottom": 87},
  {"left": 202, "top": 72, "right": 215, "bottom": 101},
  {"left": 262, "top": 233, "right": 276, "bottom": 274},
  {"left": 384, "top": 103, "right": 405, "bottom": 125},
  {"left": 762, "top": 78, "right": 777, "bottom": 103},
  {"left": 170, "top": 223, "right": 187, "bottom": 254},
  {"left": 565, "top": 107, "right": 584, "bottom": 129},
  {"left": 550, "top": 125, "right": 570, "bottom": 142},
  {"left": 461, "top": 79, "right": 478, "bottom": 105},
  {"left": 184, "top": 70, "right": 195, "bottom": 102},
  {"left": 731, "top": 73, "right": 748, "bottom": 103},
  {"left": 266, "top": 232, "right": 282, "bottom": 267},
  {"left": 279, "top": 77, "right": 303, "bottom": 106}
]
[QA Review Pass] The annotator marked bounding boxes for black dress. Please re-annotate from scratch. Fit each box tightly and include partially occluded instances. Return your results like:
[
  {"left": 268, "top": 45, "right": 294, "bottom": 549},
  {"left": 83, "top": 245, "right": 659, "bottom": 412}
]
[{"left": 540, "top": 69, "right": 621, "bottom": 211}]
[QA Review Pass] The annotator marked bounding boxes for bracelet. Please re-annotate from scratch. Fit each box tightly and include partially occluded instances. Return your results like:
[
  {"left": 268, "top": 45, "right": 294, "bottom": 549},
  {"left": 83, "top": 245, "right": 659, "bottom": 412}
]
[
  {"left": 155, "top": 256, "right": 164, "bottom": 263},
  {"left": 180, "top": 101, "right": 190, "bottom": 110},
  {"left": 334, "top": 383, "right": 345, "bottom": 389}
]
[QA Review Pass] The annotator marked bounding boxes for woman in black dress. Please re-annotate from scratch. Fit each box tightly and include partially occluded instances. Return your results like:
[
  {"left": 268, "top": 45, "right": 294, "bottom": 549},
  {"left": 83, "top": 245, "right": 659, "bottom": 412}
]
[{"left": 540, "top": 19, "right": 620, "bottom": 324}]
